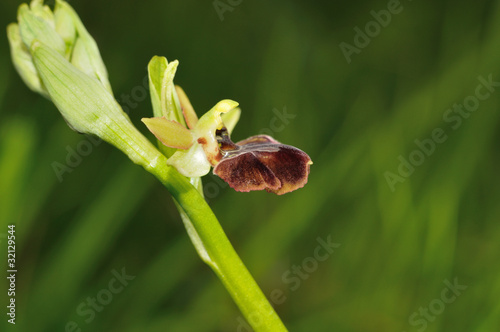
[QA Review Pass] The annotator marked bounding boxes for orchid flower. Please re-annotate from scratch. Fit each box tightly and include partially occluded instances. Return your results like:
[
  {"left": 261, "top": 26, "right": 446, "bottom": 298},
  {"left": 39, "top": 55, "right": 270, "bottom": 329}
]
[
  {"left": 7, "top": 1, "right": 308, "bottom": 329},
  {"left": 142, "top": 62, "right": 312, "bottom": 195}
]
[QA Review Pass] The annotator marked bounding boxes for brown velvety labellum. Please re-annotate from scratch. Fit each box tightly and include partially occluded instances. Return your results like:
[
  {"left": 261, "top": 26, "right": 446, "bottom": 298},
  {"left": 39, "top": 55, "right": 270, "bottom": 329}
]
[{"left": 213, "top": 135, "right": 312, "bottom": 195}]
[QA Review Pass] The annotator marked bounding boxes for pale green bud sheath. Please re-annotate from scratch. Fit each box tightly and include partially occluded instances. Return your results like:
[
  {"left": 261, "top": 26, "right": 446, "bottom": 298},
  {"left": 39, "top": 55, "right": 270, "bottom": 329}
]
[
  {"left": 7, "top": 23, "right": 48, "bottom": 97},
  {"left": 54, "top": 0, "right": 112, "bottom": 92},
  {"left": 18, "top": 2, "right": 66, "bottom": 56},
  {"left": 31, "top": 41, "right": 164, "bottom": 172},
  {"left": 28, "top": 0, "right": 55, "bottom": 24},
  {"left": 53, "top": 0, "right": 76, "bottom": 55}
]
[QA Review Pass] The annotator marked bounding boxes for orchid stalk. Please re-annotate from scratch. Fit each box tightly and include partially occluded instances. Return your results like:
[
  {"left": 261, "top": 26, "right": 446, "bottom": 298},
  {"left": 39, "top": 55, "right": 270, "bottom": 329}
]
[{"left": 7, "top": 1, "right": 312, "bottom": 330}]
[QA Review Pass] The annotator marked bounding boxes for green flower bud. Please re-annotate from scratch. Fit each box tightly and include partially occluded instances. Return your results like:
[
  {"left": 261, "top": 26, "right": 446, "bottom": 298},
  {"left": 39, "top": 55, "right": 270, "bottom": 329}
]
[
  {"left": 29, "top": 0, "right": 55, "bottom": 24},
  {"left": 31, "top": 41, "right": 162, "bottom": 170},
  {"left": 9, "top": 0, "right": 111, "bottom": 97},
  {"left": 7, "top": 23, "right": 48, "bottom": 97},
  {"left": 54, "top": 0, "right": 76, "bottom": 55},
  {"left": 54, "top": 0, "right": 112, "bottom": 92},
  {"left": 17, "top": 2, "right": 66, "bottom": 56}
]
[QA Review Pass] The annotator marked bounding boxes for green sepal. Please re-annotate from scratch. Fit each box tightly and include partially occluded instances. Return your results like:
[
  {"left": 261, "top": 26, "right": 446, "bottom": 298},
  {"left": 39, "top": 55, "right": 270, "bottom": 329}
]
[
  {"left": 55, "top": 0, "right": 112, "bottom": 92},
  {"left": 7, "top": 23, "right": 48, "bottom": 97},
  {"left": 17, "top": 3, "right": 66, "bottom": 56},
  {"left": 141, "top": 117, "right": 194, "bottom": 149}
]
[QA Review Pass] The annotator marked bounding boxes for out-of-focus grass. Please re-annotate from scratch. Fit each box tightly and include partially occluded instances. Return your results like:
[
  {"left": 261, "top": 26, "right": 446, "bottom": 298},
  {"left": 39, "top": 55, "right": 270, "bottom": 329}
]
[{"left": 1, "top": 0, "right": 500, "bottom": 331}]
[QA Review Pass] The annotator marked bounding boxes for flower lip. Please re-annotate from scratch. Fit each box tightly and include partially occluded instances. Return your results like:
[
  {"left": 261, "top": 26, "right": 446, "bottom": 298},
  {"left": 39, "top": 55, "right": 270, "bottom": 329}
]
[{"left": 214, "top": 132, "right": 312, "bottom": 195}]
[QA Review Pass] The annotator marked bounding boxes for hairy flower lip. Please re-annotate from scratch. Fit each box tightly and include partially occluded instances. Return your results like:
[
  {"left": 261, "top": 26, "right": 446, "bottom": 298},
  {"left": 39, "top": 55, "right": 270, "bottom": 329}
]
[{"left": 214, "top": 135, "right": 312, "bottom": 195}]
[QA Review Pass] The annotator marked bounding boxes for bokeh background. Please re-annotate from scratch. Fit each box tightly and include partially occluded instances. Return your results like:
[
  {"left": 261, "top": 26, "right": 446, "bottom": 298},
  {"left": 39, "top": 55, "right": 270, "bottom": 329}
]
[{"left": 1, "top": 0, "right": 500, "bottom": 331}]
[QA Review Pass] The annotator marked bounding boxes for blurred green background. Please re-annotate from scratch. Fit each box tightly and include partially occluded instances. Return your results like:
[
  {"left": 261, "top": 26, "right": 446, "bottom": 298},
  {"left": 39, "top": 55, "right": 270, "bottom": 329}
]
[{"left": 1, "top": 0, "right": 500, "bottom": 331}]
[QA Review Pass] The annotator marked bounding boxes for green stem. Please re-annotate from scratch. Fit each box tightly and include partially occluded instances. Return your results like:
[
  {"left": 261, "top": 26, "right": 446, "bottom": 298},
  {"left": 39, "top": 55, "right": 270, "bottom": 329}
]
[
  {"left": 149, "top": 159, "right": 287, "bottom": 331},
  {"left": 14, "top": 9, "right": 285, "bottom": 330}
]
